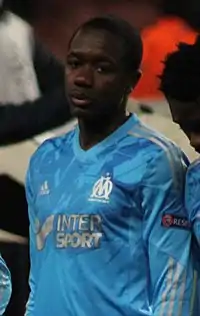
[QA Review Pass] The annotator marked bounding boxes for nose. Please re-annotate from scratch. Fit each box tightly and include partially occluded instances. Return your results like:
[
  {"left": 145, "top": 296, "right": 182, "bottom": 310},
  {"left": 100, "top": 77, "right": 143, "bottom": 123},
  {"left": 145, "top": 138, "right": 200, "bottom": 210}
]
[
  {"left": 74, "top": 65, "right": 94, "bottom": 87},
  {"left": 190, "top": 133, "right": 200, "bottom": 150}
]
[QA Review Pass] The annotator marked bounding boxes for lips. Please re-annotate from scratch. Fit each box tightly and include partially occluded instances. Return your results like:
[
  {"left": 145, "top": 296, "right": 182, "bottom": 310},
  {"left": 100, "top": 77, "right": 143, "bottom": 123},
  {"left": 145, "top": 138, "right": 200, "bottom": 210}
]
[{"left": 70, "top": 92, "right": 92, "bottom": 107}]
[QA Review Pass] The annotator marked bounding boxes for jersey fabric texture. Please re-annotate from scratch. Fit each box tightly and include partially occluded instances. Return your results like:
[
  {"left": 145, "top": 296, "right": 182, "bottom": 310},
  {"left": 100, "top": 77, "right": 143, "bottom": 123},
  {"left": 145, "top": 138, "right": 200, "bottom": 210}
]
[
  {"left": 0, "top": 255, "right": 12, "bottom": 315},
  {"left": 186, "top": 159, "right": 200, "bottom": 243},
  {"left": 25, "top": 114, "right": 198, "bottom": 316},
  {"left": 185, "top": 159, "right": 200, "bottom": 311}
]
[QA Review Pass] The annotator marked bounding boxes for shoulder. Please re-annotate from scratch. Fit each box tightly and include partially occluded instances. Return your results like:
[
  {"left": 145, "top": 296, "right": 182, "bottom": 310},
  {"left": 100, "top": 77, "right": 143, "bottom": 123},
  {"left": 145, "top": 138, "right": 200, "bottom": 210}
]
[
  {"left": 186, "top": 159, "right": 200, "bottom": 185},
  {"left": 185, "top": 159, "right": 200, "bottom": 211},
  {"left": 28, "top": 129, "right": 75, "bottom": 173},
  {"left": 187, "top": 159, "right": 200, "bottom": 175},
  {"left": 128, "top": 120, "right": 188, "bottom": 189},
  {"left": 129, "top": 120, "right": 188, "bottom": 166}
]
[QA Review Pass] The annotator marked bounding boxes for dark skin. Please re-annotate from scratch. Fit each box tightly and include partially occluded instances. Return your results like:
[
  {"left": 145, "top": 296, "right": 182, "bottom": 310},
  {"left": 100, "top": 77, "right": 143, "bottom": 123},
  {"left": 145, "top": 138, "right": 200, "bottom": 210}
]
[
  {"left": 167, "top": 97, "right": 200, "bottom": 153},
  {"left": 65, "top": 28, "right": 141, "bottom": 150}
]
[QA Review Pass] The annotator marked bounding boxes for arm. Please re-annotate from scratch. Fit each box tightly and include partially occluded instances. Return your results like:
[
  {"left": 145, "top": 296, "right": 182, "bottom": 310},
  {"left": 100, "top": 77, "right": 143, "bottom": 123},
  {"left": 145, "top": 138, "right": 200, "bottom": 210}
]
[
  {"left": 141, "top": 146, "right": 197, "bottom": 315},
  {"left": 0, "top": 38, "right": 72, "bottom": 146},
  {"left": 25, "top": 166, "right": 37, "bottom": 316},
  {"left": 0, "top": 88, "right": 72, "bottom": 146},
  {"left": 0, "top": 255, "right": 12, "bottom": 315},
  {"left": 185, "top": 162, "right": 200, "bottom": 244}
]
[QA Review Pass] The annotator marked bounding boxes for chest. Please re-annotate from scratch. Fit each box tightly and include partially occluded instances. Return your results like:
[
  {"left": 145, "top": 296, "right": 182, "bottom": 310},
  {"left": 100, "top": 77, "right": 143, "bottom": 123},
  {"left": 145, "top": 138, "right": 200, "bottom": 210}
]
[
  {"left": 33, "top": 157, "right": 144, "bottom": 250},
  {"left": 35, "top": 154, "right": 144, "bottom": 211}
]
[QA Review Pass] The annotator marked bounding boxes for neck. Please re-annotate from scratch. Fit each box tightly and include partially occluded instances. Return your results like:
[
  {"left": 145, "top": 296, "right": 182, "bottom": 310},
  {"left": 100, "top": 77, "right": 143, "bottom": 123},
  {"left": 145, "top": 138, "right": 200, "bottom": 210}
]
[{"left": 78, "top": 110, "right": 129, "bottom": 150}]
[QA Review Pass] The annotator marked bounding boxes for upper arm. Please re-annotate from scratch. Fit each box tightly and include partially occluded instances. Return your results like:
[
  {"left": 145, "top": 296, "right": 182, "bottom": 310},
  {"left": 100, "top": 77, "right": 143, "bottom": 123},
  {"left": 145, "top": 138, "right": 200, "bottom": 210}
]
[
  {"left": 142, "top": 145, "right": 189, "bottom": 249},
  {"left": 0, "top": 88, "right": 71, "bottom": 146},
  {"left": 141, "top": 144, "right": 196, "bottom": 315},
  {"left": 185, "top": 163, "right": 200, "bottom": 243}
]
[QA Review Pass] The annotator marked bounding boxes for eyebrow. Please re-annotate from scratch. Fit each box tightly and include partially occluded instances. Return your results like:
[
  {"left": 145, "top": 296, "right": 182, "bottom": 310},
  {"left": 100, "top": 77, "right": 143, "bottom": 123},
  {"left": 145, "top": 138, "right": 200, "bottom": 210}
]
[{"left": 67, "top": 50, "right": 117, "bottom": 64}]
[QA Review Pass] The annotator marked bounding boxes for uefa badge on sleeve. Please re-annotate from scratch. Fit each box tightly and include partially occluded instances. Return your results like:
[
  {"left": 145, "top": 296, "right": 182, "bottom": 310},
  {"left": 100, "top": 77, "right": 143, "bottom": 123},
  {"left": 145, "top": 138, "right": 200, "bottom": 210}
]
[{"left": 161, "top": 214, "right": 191, "bottom": 230}]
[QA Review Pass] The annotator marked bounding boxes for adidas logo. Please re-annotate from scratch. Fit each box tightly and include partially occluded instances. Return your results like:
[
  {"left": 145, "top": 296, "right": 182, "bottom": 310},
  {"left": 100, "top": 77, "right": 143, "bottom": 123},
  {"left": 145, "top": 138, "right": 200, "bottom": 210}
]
[{"left": 39, "top": 181, "right": 50, "bottom": 196}]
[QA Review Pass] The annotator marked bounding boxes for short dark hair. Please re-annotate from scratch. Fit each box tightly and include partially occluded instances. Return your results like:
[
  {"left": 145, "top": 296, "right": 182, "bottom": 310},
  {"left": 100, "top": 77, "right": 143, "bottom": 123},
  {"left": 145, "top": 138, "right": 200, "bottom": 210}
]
[
  {"left": 160, "top": 35, "right": 200, "bottom": 102},
  {"left": 68, "top": 15, "right": 143, "bottom": 73}
]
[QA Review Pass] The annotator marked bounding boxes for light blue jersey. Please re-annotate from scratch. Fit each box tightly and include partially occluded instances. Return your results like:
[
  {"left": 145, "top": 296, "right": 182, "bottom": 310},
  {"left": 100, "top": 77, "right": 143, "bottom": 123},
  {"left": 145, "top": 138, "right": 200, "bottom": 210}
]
[
  {"left": 25, "top": 114, "right": 198, "bottom": 316},
  {"left": 185, "top": 159, "right": 200, "bottom": 310},
  {"left": 0, "top": 255, "right": 11, "bottom": 315},
  {"left": 185, "top": 159, "right": 200, "bottom": 243}
]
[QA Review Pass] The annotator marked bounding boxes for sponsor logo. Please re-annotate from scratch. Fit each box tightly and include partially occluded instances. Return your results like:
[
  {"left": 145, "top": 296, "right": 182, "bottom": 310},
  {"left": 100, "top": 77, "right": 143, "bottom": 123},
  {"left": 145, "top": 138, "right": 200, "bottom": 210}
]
[{"left": 35, "top": 214, "right": 103, "bottom": 250}]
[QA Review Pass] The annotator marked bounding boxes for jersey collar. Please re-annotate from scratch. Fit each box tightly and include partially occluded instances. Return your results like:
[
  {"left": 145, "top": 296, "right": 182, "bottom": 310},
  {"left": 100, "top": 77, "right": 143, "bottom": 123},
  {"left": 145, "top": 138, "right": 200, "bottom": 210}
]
[{"left": 73, "top": 114, "right": 140, "bottom": 162}]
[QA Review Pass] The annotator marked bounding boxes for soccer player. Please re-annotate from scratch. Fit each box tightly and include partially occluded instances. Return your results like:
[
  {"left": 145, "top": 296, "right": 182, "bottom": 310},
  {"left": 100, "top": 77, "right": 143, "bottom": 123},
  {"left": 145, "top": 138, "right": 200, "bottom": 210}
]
[
  {"left": 160, "top": 36, "right": 200, "bottom": 247},
  {"left": 25, "top": 15, "right": 198, "bottom": 316},
  {"left": 0, "top": 255, "right": 11, "bottom": 315}
]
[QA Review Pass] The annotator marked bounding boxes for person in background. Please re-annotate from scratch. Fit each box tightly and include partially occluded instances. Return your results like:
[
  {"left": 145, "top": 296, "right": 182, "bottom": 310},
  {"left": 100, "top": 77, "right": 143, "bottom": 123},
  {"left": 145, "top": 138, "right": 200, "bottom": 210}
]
[
  {"left": 26, "top": 15, "right": 198, "bottom": 316},
  {"left": 132, "top": 16, "right": 196, "bottom": 102},
  {"left": 0, "top": 7, "right": 72, "bottom": 146},
  {"left": 160, "top": 35, "right": 200, "bottom": 248}
]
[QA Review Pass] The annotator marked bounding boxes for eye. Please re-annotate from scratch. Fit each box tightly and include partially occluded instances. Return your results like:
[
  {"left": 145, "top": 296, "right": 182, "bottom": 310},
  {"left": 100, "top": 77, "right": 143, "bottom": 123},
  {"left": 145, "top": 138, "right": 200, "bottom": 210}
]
[
  {"left": 67, "top": 58, "right": 81, "bottom": 69},
  {"left": 96, "top": 64, "right": 114, "bottom": 74}
]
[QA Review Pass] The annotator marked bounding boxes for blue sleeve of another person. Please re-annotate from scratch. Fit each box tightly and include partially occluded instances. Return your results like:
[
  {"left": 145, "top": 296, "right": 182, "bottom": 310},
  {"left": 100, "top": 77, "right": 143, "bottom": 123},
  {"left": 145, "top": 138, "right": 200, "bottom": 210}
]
[
  {"left": 186, "top": 161, "right": 200, "bottom": 244},
  {"left": 141, "top": 143, "right": 198, "bottom": 315},
  {"left": 0, "top": 255, "right": 12, "bottom": 315}
]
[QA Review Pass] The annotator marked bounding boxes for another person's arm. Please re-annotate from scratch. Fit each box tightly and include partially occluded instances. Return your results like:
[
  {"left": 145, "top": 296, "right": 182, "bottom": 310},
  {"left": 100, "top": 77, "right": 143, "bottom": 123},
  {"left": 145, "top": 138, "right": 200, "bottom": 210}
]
[
  {"left": 0, "top": 38, "right": 72, "bottom": 146},
  {"left": 185, "top": 161, "right": 200, "bottom": 244},
  {"left": 141, "top": 145, "right": 197, "bottom": 315},
  {"left": 0, "top": 255, "right": 12, "bottom": 315},
  {"left": 0, "top": 88, "right": 72, "bottom": 146}
]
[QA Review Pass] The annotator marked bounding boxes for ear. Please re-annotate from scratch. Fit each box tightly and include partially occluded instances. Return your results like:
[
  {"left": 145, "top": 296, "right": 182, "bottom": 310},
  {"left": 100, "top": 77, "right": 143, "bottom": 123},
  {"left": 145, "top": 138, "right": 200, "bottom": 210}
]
[{"left": 127, "top": 69, "right": 142, "bottom": 94}]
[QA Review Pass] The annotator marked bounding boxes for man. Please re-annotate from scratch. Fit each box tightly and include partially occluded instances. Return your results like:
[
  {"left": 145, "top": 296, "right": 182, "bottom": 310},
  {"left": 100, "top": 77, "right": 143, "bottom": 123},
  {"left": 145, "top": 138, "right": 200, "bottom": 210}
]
[
  {"left": 160, "top": 35, "right": 200, "bottom": 245},
  {"left": 131, "top": 16, "right": 196, "bottom": 102},
  {"left": 0, "top": 255, "right": 11, "bottom": 315},
  {"left": 25, "top": 16, "right": 198, "bottom": 316}
]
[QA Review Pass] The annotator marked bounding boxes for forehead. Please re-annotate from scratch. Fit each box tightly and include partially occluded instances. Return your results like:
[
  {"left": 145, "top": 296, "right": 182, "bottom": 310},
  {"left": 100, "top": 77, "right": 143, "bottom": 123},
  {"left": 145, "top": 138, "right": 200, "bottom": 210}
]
[{"left": 68, "top": 28, "right": 123, "bottom": 61}]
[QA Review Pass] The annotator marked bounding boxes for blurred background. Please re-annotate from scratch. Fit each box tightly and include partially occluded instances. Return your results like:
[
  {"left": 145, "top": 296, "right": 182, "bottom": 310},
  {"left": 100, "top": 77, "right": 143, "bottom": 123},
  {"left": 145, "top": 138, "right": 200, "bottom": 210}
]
[{"left": 0, "top": 0, "right": 199, "bottom": 315}]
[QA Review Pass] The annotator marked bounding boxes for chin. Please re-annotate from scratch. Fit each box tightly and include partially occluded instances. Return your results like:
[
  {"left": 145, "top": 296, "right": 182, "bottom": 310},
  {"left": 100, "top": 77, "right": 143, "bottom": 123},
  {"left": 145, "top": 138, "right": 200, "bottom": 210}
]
[{"left": 72, "top": 107, "right": 94, "bottom": 120}]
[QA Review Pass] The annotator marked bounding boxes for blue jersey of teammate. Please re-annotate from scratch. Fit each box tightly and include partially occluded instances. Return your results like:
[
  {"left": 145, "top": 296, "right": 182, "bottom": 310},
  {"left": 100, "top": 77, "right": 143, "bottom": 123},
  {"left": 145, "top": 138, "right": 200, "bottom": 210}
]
[
  {"left": 0, "top": 255, "right": 11, "bottom": 315},
  {"left": 185, "top": 159, "right": 200, "bottom": 243},
  {"left": 185, "top": 160, "right": 200, "bottom": 310},
  {"left": 25, "top": 114, "right": 198, "bottom": 316}
]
